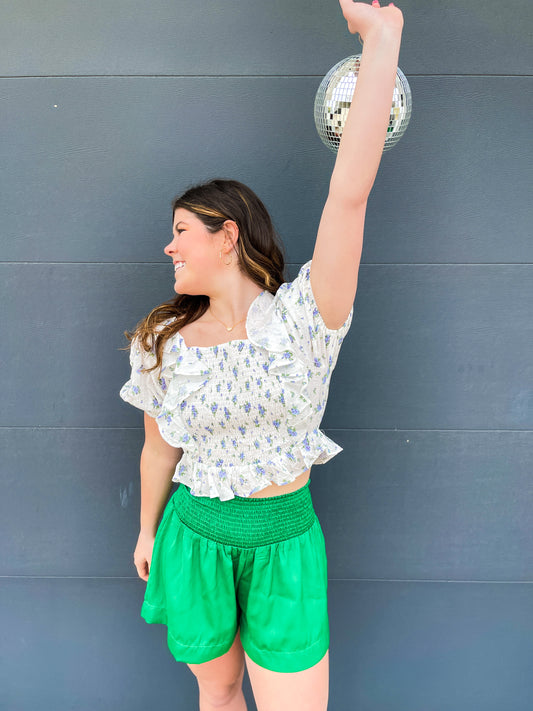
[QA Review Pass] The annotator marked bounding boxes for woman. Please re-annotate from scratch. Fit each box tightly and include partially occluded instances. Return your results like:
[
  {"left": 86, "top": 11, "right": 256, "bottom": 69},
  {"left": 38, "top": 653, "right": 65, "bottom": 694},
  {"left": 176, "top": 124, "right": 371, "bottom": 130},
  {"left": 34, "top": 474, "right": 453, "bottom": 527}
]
[{"left": 120, "top": 2, "right": 403, "bottom": 709}]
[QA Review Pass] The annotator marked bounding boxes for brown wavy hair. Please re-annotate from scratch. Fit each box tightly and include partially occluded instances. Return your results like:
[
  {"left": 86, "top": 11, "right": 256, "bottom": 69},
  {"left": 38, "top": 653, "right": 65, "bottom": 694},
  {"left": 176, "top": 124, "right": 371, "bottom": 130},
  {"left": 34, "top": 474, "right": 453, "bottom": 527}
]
[{"left": 122, "top": 178, "right": 287, "bottom": 374}]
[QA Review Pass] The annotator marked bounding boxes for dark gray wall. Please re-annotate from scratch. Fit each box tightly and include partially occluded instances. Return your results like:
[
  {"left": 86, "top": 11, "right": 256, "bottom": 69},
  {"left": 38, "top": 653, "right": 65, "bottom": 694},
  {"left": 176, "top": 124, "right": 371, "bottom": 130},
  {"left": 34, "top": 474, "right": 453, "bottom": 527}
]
[{"left": 2, "top": 1, "right": 532, "bottom": 709}]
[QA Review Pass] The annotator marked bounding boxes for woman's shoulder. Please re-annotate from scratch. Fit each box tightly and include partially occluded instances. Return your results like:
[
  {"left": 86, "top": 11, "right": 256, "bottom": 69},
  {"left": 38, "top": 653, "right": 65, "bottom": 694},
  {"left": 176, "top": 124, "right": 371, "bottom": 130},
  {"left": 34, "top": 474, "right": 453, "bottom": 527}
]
[
  {"left": 275, "top": 260, "right": 312, "bottom": 296},
  {"left": 249, "top": 260, "right": 313, "bottom": 324},
  {"left": 158, "top": 317, "right": 182, "bottom": 355},
  {"left": 130, "top": 317, "right": 181, "bottom": 369}
]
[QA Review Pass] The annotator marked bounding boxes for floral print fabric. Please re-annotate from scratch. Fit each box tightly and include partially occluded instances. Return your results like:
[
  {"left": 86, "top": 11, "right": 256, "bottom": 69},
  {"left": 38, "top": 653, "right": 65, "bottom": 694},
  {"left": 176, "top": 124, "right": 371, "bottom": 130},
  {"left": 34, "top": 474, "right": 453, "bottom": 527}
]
[{"left": 120, "top": 260, "right": 353, "bottom": 500}]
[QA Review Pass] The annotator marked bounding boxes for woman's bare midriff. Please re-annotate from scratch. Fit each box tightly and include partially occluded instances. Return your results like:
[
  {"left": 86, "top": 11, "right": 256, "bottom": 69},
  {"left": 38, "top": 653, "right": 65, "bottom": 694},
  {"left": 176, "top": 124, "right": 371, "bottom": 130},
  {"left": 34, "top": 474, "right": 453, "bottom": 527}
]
[{"left": 248, "top": 468, "right": 311, "bottom": 498}]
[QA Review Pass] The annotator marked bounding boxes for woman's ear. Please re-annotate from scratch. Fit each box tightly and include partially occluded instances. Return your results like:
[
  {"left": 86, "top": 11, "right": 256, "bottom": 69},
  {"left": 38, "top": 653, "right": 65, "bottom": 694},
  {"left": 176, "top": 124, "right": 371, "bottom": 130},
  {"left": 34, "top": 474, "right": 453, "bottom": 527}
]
[{"left": 222, "top": 219, "right": 239, "bottom": 250}]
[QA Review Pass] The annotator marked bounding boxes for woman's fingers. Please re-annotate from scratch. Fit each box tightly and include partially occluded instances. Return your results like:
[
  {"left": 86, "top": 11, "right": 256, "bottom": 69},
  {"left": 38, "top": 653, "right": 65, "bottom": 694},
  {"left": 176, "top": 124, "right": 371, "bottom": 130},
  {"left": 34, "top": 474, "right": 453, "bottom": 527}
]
[
  {"left": 137, "top": 560, "right": 149, "bottom": 581},
  {"left": 339, "top": 0, "right": 403, "bottom": 38},
  {"left": 134, "top": 553, "right": 150, "bottom": 581},
  {"left": 133, "top": 531, "right": 154, "bottom": 581}
]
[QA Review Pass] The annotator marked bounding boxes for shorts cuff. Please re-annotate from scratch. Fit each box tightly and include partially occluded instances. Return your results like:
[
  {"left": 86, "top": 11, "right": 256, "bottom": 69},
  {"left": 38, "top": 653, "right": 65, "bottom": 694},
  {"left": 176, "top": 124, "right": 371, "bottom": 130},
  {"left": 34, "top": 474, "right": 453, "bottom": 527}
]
[
  {"left": 241, "top": 633, "right": 329, "bottom": 673},
  {"left": 141, "top": 601, "right": 236, "bottom": 664}
]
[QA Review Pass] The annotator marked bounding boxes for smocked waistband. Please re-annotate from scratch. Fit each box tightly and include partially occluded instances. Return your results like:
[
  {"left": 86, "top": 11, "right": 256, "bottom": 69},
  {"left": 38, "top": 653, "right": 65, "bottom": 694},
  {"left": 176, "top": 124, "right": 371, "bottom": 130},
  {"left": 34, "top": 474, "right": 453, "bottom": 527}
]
[{"left": 171, "top": 480, "right": 316, "bottom": 548}]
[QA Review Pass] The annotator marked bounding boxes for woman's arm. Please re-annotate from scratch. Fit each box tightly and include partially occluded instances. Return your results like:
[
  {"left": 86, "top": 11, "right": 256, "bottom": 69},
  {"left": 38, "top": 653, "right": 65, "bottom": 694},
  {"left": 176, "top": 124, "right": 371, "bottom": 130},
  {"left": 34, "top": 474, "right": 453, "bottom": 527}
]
[
  {"left": 133, "top": 414, "right": 182, "bottom": 581},
  {"left": 139, "top": 412, "right": 183, "bottom": 536},
  {"left": 310, "top": 1, "right": 404, "bottom": 330},
  {"left": 330, "top": 0, "right": 404, "bottom": 200}
]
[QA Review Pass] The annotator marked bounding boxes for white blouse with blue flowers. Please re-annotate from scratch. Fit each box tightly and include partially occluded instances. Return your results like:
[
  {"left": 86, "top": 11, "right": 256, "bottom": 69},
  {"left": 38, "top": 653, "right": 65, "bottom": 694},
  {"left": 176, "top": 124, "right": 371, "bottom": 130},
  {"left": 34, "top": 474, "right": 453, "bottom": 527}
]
[{"left": 120, "top": 260, "right": 353, "bottom": 501}]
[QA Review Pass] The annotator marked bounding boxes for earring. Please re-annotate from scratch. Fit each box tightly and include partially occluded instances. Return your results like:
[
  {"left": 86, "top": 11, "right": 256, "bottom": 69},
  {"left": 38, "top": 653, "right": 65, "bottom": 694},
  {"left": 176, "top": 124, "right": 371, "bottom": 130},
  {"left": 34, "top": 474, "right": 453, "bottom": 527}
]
[{"left": 220, "top": 250, "right": 233, "bottom": 266}]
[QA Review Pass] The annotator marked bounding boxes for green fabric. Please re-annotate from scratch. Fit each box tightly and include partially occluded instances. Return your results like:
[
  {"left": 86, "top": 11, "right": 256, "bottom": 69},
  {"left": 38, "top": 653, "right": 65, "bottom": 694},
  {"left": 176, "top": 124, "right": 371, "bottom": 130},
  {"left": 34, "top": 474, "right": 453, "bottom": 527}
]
[
  {"left": 141, "top": 480, "right": 329, "bottom": 672},
  {"left": 174, "top": 479, "right": 316, "bottom": 546}
]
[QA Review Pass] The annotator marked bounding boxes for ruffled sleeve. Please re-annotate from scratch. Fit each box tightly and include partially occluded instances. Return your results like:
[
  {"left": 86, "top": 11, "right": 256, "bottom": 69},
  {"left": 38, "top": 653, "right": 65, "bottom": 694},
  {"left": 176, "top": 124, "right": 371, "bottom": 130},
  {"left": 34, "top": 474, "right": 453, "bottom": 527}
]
[
  {"left": 119, "top": 334, "right": 168, "bottom": 418},
  {"left": 274, "top": 259, "right": 353, "bottom": 371}
]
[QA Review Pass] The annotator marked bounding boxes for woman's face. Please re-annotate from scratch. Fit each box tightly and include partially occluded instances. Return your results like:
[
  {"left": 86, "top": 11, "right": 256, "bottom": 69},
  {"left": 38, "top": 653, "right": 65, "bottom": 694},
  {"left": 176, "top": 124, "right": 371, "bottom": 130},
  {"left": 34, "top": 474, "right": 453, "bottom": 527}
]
[{"left": 164, "top": 208, "right": 221, "bottom": 295}]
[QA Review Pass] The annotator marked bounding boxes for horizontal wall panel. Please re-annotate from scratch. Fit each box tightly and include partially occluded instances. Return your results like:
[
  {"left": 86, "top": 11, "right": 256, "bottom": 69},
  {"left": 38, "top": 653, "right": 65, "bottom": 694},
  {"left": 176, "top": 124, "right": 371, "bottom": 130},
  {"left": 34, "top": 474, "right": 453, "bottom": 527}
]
[
  {"left": 2, "top": 577, "right": 532, "bottom": 711},
  {"left": 2, "top": 428, "right": 531, "bottom": 580},
  {"left": 315, "top": 430, "right": 533, "bottom": 581},
  {"left": 2, "top": 263, "right": 531, "bottom": 430},
  {"left": 1, "top": 0, "right": 531, "bottom": 76},
  {"left": 328, "top": 580, "right": 533, "bottom": 711},
  {"left": 1, "top": 428, "right": 147, "bottom": 577},
  {"left": 366, "top": 76, "right": 533, "bottom": 265},
  {"left": 2, "top": 77, "right": 531, "bottom": 264},
  {"left": 330, "top": 263, "right": 533, "bottom": 431}
]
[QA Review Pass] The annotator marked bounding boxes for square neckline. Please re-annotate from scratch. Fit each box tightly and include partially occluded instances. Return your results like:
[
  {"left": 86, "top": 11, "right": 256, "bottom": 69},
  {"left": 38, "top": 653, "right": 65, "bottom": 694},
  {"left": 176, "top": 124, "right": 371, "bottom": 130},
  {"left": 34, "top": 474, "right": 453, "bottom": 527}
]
[
  {"left": 177, "top": 332, "right": 251, "bottom": 351},
  {"left": 176, "top": 290, "right": 267, "bottom": 350}
]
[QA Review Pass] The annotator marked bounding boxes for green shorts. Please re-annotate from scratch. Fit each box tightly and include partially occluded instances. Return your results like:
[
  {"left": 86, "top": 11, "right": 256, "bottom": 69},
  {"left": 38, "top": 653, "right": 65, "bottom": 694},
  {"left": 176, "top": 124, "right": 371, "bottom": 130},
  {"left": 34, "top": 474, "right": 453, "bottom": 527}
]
[{"left": 141, "top": 478, "right": 329, "bottom": 673}]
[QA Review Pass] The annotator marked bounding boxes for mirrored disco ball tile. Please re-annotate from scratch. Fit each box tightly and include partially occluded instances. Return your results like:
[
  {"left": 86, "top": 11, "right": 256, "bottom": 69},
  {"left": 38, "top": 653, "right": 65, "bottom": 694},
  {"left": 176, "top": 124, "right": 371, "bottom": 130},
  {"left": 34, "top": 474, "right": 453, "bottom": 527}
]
[{"left": 314, "top": 54, "right": 412, "bottom": 153}]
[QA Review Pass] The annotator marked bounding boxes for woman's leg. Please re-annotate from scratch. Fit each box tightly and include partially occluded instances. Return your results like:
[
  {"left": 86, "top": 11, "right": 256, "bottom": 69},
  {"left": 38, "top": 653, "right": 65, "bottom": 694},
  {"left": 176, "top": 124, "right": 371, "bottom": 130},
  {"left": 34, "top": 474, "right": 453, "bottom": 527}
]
[
  {"left": 244, "top": 649, "right": 329, "bottom": 711},
  {"left": 187, "top": 627, "right": 248, "bottom": 711}
]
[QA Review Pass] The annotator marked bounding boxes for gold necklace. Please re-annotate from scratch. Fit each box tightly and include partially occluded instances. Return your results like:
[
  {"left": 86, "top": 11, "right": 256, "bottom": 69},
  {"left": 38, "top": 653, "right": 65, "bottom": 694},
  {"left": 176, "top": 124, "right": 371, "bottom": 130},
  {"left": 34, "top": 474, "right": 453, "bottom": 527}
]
[{"left": 209, "top": 311, "right": 247, "bottom": 332}]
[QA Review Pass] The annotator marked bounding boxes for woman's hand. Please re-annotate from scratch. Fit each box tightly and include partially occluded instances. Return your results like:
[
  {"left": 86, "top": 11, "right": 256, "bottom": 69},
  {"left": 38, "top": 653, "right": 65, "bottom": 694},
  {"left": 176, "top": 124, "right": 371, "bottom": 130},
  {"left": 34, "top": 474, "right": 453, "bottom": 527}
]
[
  {"left": 339, "top": 0, "right": 404, "bottom": 43},
  {"left": 133, "top": 529, "right": 156, "bottom": 581}
]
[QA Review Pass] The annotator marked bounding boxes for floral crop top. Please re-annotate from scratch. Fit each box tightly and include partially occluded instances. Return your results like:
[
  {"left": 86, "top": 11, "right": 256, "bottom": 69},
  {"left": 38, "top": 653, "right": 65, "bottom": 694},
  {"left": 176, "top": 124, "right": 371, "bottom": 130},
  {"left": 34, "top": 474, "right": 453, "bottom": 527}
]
[{"left": 120, "top": 260, "right": 353, "bottom": 500}]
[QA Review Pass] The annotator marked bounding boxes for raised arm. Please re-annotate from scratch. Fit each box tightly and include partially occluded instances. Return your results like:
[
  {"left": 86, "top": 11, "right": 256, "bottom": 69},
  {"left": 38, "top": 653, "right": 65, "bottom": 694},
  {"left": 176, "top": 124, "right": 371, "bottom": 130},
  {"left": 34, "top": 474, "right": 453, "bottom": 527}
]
[{"left": 311, "top": 0, "right": 404, "bottom": 329}]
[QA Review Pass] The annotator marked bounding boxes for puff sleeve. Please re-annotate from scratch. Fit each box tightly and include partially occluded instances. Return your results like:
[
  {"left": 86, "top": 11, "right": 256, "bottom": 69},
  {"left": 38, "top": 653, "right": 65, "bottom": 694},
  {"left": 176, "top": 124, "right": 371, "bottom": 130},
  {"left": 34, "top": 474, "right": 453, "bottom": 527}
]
[
  {"left": 119, "top": 335, "right": 167, "bottom": 418},
  {"left": 275, "top": 260, "right": 353, "bottom": 371}
]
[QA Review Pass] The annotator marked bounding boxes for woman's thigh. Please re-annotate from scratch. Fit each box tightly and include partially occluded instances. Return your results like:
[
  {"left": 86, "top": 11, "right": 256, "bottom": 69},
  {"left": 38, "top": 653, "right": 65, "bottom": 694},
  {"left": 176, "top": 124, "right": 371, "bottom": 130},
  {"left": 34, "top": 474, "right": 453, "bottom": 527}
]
[
  {"left": 187, "top": 627, "right": 246, "bottom": 689},
  {"left": 244, "top": 648, "right": 329, "bottom": 711}
]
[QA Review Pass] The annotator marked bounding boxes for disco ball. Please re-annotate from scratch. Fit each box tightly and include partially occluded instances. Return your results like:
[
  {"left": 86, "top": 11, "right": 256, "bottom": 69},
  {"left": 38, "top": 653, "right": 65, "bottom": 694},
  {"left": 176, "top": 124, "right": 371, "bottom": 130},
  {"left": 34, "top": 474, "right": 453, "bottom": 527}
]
[{"left": 314, "top": 54, "right": 412, "bottom": 153}]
